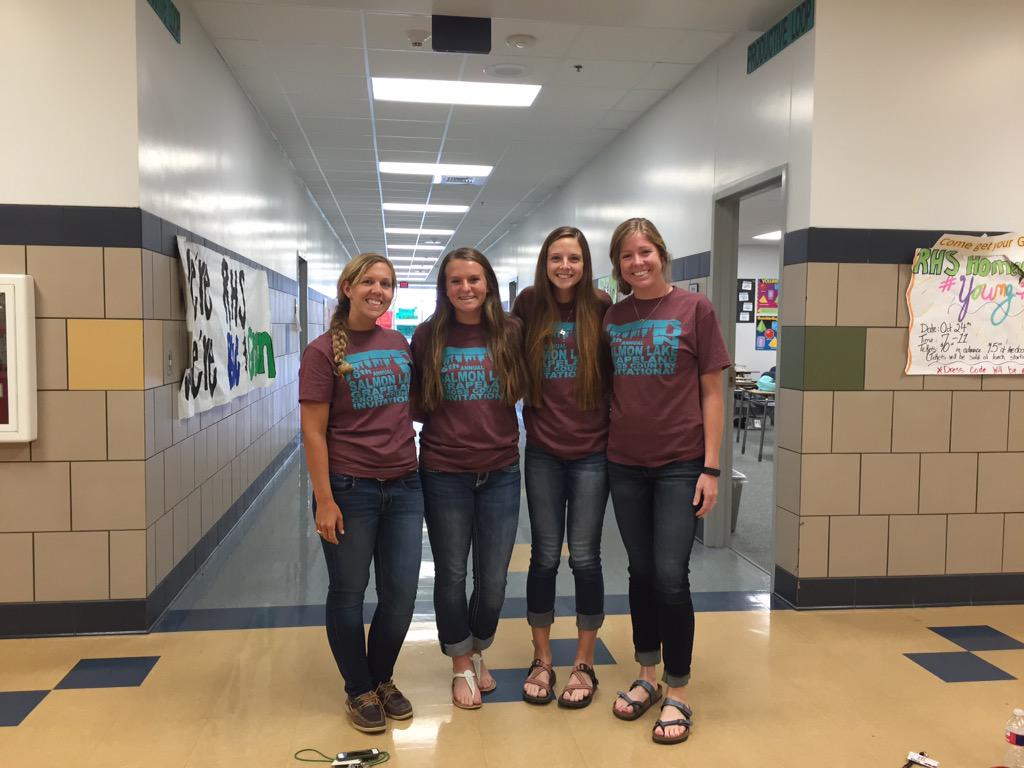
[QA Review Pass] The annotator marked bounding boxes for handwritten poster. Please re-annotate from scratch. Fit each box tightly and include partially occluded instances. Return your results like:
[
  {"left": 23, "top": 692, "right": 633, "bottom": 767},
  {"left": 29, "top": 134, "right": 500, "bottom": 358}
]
[
  {"left": 176, "top": 236, "right": 276, "bottom": 418},
  {"left": 906, "top": 233, "right": 1024, "bottom": 375},
  {"left": 736, "top": 279, "right": 755, "bottom": 322}
]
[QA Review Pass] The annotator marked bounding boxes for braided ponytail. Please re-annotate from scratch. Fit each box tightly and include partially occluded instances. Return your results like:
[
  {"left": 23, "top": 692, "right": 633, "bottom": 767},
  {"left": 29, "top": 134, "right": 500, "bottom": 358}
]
[{"left": 328, "top": 252, "right": 396, "bottom": 377}]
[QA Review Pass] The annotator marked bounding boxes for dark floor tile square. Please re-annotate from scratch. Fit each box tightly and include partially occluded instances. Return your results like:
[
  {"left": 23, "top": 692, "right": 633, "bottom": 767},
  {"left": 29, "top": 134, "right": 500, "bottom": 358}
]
[
  {"left": 55, "top": 657, "right": 160, "bottom": 689},
  {"left": 0, "top": 691, "right": 48, "bottom": 727},
  {"left": 904, "top": 651, "right": 1016, "bottom": 683},
  {"left": 929, "top": 625, "right": 1024, "bottom": 651},
  {"left": 482, "top": 667, "right": 532, "bottom": 703}
]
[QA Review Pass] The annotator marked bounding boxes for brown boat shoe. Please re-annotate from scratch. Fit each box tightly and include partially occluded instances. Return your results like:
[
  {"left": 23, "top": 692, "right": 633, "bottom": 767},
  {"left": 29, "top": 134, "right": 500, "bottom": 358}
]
[
  {"left": 346, "top": 690, "right": 387, "bottom": 733},
  {"left": 376, "top": 680, "right": 413, "bottom": 720}
]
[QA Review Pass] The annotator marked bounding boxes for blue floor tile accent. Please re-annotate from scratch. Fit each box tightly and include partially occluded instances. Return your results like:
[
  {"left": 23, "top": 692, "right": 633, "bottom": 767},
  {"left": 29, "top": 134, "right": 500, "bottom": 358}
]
[
  {"left": 929, "top": 625, "right": 1024, "bottom": 651},
  {"left": 55, "top": 657, "right": 160, "bottom": 689},
  {"left": 0, "top": 691, "right": 48, "bottom": 727},
  {"left": 904, "top": 651, "right": 1017, "bottom": 683},
  {"left": 482, "top": 667, "right": 534, "bottom": 704}
]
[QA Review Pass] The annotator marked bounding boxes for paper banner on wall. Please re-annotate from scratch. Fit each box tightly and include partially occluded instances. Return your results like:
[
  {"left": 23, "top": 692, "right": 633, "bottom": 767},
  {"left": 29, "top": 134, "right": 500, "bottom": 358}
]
[
  {"left": 906, "top": 232, "right": 1024, "bottom": 375},
  {"left": 755, "top": 316, "right": 779, "bottom": 350},
  {"left": 176, "top": 236, "right": 276, "bottom": 418}
]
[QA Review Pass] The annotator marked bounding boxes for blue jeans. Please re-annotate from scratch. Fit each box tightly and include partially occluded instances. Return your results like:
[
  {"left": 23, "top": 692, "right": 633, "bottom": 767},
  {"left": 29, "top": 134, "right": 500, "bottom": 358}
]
[
  {"left": 608, "top": 458, "right": 701, "bottom": 687},
  {"left": 524, "top": 445, "right": 608, "bottom": 630},
  {"left": 314, "top": 472, "right": 424, "bottom": 697},
  {"left": 421, "top": 463, "right": 521, "bottom": 657}
]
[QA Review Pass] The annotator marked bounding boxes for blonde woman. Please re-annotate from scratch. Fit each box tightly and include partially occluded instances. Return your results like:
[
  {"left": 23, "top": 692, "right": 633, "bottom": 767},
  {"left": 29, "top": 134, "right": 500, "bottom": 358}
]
[{"left": 299, "top": 253, "right": 422, "bottom": 734}]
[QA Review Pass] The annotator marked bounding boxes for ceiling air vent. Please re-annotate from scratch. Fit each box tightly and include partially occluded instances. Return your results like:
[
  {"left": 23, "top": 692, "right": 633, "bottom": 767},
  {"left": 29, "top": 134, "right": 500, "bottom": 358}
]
[{"left": 436, "top": 175, "right": 485, "bottom": 185}]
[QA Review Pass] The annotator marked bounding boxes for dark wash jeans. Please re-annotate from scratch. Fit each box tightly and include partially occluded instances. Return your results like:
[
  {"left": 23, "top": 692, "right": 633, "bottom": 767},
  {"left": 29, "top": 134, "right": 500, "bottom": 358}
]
[
  {"left": 608, "top": 458, "right": 702, "bottom": 687},
  {"left": 524, "top": 445, "right": 608, "bottom": 630},
  {"left": 421, "top": 463, "right": 521, "bottom": 657},
  {"left": 313, "top": 471, "right": 424, "bottom": 698}
]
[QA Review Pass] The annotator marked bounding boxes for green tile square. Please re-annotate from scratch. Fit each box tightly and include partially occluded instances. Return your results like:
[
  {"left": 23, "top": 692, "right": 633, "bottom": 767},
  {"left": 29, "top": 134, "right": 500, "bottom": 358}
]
[
  {"left": 804, "top": 327, "right": 866, "bottom": 390},
  {"left": 779, "top": 326, "right": 805, "bottom": 389}
]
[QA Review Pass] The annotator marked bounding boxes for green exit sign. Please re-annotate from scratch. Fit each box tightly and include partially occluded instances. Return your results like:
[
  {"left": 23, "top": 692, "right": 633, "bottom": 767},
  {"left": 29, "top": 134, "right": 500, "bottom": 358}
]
[
  {"left": 147, "top": 0, "right": 181, "bottom": 44},
  {"left": 747, "top": 0, "right": 814, "bottom": 74}
]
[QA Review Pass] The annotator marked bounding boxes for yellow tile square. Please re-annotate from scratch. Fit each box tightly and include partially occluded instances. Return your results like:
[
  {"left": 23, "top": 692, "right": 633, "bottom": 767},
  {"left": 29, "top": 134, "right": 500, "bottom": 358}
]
[{"left": 67, "top": 319, "right": 144, "bottom": 390}]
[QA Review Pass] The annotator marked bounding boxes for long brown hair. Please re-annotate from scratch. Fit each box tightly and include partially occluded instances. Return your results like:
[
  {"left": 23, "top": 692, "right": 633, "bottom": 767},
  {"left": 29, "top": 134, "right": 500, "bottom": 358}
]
[
  {"left": 418, "top": 248, "right": 526, "bottom": 411},
  {"left": 608, "top": 217, "right": 670, "bottom": 296},
  {"left": 524, "top": 226, "right": 606, "bottom": 411},
  {"left": 328, "top": 252, "right": 396, "bottom": 375}
]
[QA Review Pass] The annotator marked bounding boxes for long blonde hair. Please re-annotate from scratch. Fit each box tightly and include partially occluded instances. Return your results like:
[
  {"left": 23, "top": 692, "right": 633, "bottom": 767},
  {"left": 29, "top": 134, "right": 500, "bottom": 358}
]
[
  {"left": 609, "top": 218, "right": 670, "bottom": 296},
  {"left": 329, "top": 252, "right": 396, "bottom": 375},
  {"left": 524, "top": 226, "right": 606, "bottom": 410},
  {"left": 418, "top": 248, "right": 526, "bottom": 411}
]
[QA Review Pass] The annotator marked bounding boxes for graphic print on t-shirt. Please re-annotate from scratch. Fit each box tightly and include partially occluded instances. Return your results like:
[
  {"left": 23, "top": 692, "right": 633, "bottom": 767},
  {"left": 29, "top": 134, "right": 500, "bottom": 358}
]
[
  {"left": 344, "top": 349, "right": 412, "bottom": 409},
  {"left": 441, "top": 346, "right": 500, "bottom": 401},
  {"left": 607, "top": 319, "right": 682, "bottom": 376},
  {"left": 543, "top": 322, "right": 577, "bottom": 380}
]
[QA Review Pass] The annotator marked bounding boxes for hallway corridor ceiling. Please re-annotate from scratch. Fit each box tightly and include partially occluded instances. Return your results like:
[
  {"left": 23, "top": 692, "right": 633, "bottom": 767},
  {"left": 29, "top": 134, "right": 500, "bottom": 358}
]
[{"left": 190, "top": 0, "right": 795, "bottom": 283}]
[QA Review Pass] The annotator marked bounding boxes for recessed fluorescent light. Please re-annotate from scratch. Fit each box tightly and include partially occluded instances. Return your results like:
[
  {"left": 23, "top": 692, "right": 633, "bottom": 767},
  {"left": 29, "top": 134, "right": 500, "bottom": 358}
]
[
  {"left": 753, "top": 230, "right": 782, "bottom": 241},
  {"left": 388, "top": 244, "right": 445, "bottom": 251},
  {"left": 385, "top": 227, "right": 455, "bottom": 236},
  {"left": 383, "top": 203, "right": 469, "bottom": 213},
  {"left": 379, "top": 162, "right": 492, "bottom": 178},
  {"left": 372, "top": 77, "right": 541, "bottom": 107}
]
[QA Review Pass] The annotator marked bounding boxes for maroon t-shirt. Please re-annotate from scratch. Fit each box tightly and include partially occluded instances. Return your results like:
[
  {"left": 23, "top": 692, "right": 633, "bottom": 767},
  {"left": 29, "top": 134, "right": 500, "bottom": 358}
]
[
  {"left": 512, "top": 286, "right": 612, "bottom": 459},
  {"left": 604, "top": 288, "right": 731, "bottom": 467},
  {"left": 411, "top": 318, "right": 522, "bottom": 473},
  {"left": 298, "top": 328, "right": 417, "bottom": 479}
]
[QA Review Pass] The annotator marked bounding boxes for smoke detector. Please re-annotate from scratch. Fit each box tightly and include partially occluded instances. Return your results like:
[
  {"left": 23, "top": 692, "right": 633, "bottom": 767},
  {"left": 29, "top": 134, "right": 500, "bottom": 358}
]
[
  {"left": 505, "top": 33, "right": 537, "bottom": 49},
  {"left": 406, "top": 29, "right": 430, "bottom": 48},
  {"left": 484, "top": 62, "right": 528, "bottom": 79}
]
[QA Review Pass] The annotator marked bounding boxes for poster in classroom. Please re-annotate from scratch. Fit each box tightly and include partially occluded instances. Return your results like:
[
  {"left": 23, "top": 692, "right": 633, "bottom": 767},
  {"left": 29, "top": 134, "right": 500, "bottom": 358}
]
[
  {"left": 736, "top": 278, "right": 755, "bottom": 322},
  {"left": 906, "top": 232, "right": 1024, "bottom": 375},
  {"left": 755, "top": 316, "right": 779, "bottom": 350},
  {"left": 757, "top": 278, "right": 779, "bottom": 312},
  {"left": 176, "top": 236, "right": 276, "bottom": 418}
]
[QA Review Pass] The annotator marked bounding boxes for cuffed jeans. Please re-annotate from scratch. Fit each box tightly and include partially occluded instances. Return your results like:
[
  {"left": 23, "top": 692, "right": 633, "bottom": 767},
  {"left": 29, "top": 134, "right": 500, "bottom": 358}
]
[
  {"left": 314, "top": 471, "right": 424, "bottom": 697},
  {"left": 608, "top": 458, "right": 701, "bottom": 687},
  {"left": 421, "top": 463, "right": 521, "bottom": 657},
  {"left": 524, "top": 445, "right": 608, "bottom": 630}
]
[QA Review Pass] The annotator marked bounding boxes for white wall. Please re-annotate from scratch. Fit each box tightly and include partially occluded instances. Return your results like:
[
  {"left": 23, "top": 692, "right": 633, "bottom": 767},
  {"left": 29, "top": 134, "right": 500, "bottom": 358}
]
[
  {"left": 135, "top": 0, "right": 346, "bottom": 282},
  {"left": 734, "top": 245, "right": 779, "bottom": 373},
  {"left": 810, "top": 0, "right": 1024, "bottom": 230},
  {"left": 0, "top": 0, "right": 139, "bottom": 206},
  {"left": 486, "top": 29, "right": 815, "bottom": 289}
]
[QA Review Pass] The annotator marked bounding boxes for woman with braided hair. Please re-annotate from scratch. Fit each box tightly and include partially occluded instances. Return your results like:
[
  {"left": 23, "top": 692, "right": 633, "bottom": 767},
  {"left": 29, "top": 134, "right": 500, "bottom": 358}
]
[{"left": 299, "top": 252, "right": 423, "bottom": 735}]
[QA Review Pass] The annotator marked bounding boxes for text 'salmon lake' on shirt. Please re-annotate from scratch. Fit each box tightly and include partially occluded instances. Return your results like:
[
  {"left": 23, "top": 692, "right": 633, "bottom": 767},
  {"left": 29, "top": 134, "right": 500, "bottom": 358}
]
[
  {"left": 512, "top": 286, "right": 612, "bottom": 459},
  {"left": 411, "top": 318, "right": 522, "bottom": 474},
  {"left": 603, "top": 287, "right": 731, "bottom": 468},
  {"left": 298, "top": 328, "right": 417, "bottom": 479}
]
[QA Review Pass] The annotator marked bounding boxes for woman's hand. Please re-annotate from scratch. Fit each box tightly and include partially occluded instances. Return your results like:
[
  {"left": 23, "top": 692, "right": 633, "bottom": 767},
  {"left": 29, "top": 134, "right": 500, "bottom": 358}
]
[
  {"left": 693, "top": 473, "right": 718, "bottom": 518},
  {"left": 315, "top": 499, "right": 345, "bottom": 544}
]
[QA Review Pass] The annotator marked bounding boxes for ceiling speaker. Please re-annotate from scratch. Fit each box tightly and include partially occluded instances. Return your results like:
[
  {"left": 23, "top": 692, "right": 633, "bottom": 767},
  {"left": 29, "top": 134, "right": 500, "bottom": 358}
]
[{"left": 431, "top": 15, "right": 491, "bottom": 55}]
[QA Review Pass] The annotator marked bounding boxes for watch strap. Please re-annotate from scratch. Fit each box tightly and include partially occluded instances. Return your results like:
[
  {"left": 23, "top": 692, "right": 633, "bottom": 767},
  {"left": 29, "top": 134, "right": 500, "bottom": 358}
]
[{"left": 701, "top": 466, "right": 721, "bottom": 477}]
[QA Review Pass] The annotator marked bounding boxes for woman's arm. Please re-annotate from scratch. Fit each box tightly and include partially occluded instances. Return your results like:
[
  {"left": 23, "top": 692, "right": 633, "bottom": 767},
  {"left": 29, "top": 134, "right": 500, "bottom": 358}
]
[
  {"left": 693, "top": 368, "right": 725, "bottom": 518},
  {"left": 301, "top": 401, "right": 345, "bottom": 543}
]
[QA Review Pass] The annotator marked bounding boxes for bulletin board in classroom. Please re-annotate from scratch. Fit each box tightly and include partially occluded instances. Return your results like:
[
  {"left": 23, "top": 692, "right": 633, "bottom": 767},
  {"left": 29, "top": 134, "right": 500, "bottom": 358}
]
[{"left": 906, "top": 232, "right": 1024, "bottom": 375}]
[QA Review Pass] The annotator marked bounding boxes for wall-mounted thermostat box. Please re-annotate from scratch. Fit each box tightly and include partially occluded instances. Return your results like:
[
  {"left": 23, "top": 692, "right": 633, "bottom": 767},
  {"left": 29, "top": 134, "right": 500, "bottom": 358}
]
[{"left": 0, "top": 275, "right": 37, "bottom": 442}]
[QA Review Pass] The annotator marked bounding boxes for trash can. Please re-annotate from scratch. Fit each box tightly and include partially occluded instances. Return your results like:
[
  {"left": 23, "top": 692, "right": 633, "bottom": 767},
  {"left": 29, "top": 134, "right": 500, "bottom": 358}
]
[{"left": 731, "top": 469, "right": 747, "bottom": 532}]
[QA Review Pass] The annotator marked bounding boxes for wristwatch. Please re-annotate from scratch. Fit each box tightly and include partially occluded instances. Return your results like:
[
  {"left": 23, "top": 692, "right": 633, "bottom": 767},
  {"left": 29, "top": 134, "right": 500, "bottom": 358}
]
[{"left": 701, "top": 466, "right": 721, "bottom": 477}]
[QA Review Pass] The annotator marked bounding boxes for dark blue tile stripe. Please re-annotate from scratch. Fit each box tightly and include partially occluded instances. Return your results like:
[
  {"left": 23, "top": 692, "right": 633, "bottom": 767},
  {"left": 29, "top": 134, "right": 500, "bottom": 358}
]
[
  {"left": 929, "top": 625, "right": 1024, "bottom": 651},
  {"left": 0, "top": 691, "right": 48, "bottom": 727},
  {"left": 904, "top": 651, "right": 1016, "bottom": 683}
]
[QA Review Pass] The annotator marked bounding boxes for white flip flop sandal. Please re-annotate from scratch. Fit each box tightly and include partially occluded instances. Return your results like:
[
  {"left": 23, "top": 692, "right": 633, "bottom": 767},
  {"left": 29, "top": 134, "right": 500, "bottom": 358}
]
[{"left": 452, "top": 669, "right": 482, "bottom": 710}]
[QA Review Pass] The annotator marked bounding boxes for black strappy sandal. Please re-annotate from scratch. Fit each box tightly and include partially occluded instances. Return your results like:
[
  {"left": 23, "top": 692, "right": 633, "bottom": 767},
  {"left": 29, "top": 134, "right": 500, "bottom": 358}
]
[
  {"left": 652, "top": 698, "right": 693, "bottom": 745},
  {"left": 612, "top": 679, "right": 662, "bottom": 721}
]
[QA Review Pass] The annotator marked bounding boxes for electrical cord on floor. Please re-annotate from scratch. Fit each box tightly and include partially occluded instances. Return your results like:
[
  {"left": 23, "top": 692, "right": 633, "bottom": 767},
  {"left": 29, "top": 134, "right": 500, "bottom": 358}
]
[{"left": 294, "top": 748, "right": 390, "bottom": 767}]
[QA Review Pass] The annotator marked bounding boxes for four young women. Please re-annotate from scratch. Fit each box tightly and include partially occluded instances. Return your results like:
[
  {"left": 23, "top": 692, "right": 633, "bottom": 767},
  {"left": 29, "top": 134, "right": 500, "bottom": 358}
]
[{"left": 299, "top": 219, "right": 730, "bottom": 745}]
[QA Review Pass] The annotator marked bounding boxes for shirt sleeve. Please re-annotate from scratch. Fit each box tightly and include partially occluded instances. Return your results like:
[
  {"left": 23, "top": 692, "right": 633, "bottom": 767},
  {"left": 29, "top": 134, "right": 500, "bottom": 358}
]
[
  {"left": 298, "top": 341, "right": 336, "bottom": 403},
  {"left": 694, "top": 295, "right": 732, "bottom": 374}
]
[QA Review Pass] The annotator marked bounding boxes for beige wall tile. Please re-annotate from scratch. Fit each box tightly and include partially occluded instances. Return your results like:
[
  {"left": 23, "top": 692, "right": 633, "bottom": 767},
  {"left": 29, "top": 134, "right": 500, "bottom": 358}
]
[
  {"left": 32, "top": 391, "right": 106, "bottom": 461},
  {"left": 981, "top": 375, "right": 1024, "bottom": 390},
  {"left": 153, "top": 384, "right": 173, "bottom": 454},
  {"left": 144, "top": 389, "right": 156, "bottom": 458},
  {"left": 0, "top": 244, "right": 26, "bottom": 273},
  {"left": 179, "top": 435, "right": 196, "bottom": 503},
  {"left": 141, "top": 249, "right": 154, "bottom": 320},
  {"left": 163, "top": 320, "right": 187, "bottom": 386},
  {"left": 194, "top": 428, "right": 210, "bottom": 485},
  {"left": 35, "top": 319, "right": 68, "bottom": 390},
  {"left": 896, "top": 264, "right": 912, "bottom": 328},
  {"left": 828, "top": 515, "right": 888, "bottom": 577},
  {"left": 776, "top": 388, "right": 802, "bottom": 451},
  {"left": 891, "top": 391, "right": 951, "bottom": 453},
  {"left": 27, "top": 246, "right": 104, "bottom": 317},
  {"left": 107, "top": 390, "right": 145, "bottom": 460},
  {"left": 947, "top": 514, "right": 1004, "bottom": 574},
  {"left": 154, "top": 512, "right": 173, "bottom": 584},
  {"left": 836, "top": 263, "right": 898, "bottom": 327},
  {"left": 774, "top": 507, "right": 799, "bottom": 574},
  {"left": 0, "top": 463, "right": 70, "bottom": 532},
  {"left": 861, "top": 453, "right": 919, "bottom": 515},
  {"left": 172, "top": 499, "right": 188, "bottom": 565},
  {"left": 0, "top": 533, "right": 34, "bottom": 601},
  {"left": 110, "top": 529, "right": 146, "bottom": 599},
  {"left": 104, "top": 248, "right": 143, "bottom": 319},
  {"left": 798, "top": 516, "right": 829, "bottom": 577},
  {"left": 143, "top": 320, "right": 164, "bottom": 389},
  {"left": 145, "top": 452, "right": 164, "bottom": 526},
  {"left": 71, "top": 461, "right": 146, "bottom": 530},
  {"left": 779, "top": 263, "right": 806, "bottom": 327},
  {"left": 1008, "top": 393, "right": 1024, "bottom": 451},
  {"left": 168, "top": 257, "right": 186, "bottom": 321},
  {"left": 802, "top": 391, "right": 833, "bottom": 452},
  {"left": 152, "top": 253, "right": 172, "bottom": 320},
  {"left": 919, "top": 453, "right": 977, "bottom": 515},
  {"left": 187, "top": 488, "right": 202, "bottom": 550},
  {"left": 776, "top": 448, "right": 801, "bottom": 514},
  {"left": 164, "top": 441, "right": 181, "bottom": 511},
  {"left": 950, "top": 391, "right": 1009, "bottom": 452},
  {"left": 67, "top": 319, "right": 144, "bottom": 390},
  {"left": 201, "top": 478, "right": 216, "bottom": 534},
  {"left": 888, "top": 515, "right": 946, "bottom": 576},
  {"left": 0, "top": 443, "right": 31, "bottom": 462},
  {"left": 34, "top": 531, "right": 108, "bottom": 601},
  {"left": 924, "top": 375, "right": 981, "bottom": 390},
  {"left": 805, "top": 263, "right": 838, "bottom": 326},
  {"left": 977, "top": 453, "right": 1024, "bottom": 513},
  {"left": 864, "top": 328, "right": 922, "bottom": 390},
  {"left": 146, "top": 525, "right": 156, "bottom": 594},
  {"left": 832, "top": 391, "right": 893, "bottom": 453},
  {"left": 802, "top": 453, "right": 860, "bottom": 516},
  {"left": 1004, "top": 514, "right": 1024, "bottom": 572}
]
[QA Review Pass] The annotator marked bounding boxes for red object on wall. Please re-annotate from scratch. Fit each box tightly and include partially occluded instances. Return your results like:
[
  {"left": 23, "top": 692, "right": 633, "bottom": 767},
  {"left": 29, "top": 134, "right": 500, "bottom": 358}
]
[{"left": 376, "top": 311, "right": 394, "bottom": 329}]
